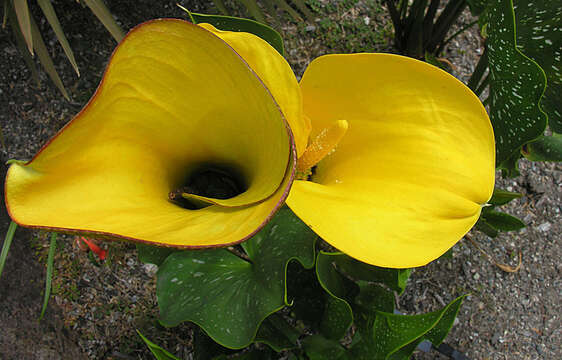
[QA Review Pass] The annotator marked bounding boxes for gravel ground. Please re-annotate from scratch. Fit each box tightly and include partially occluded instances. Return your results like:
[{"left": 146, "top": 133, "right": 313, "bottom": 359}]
[{"left": 1, "top": 1, "right": 560, "bottom": 359}]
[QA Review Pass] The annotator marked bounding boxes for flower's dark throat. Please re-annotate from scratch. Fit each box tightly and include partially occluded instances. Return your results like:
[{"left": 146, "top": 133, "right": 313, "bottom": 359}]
[{"left": 169, "top": 165, "right": 247, "bottom": 210}]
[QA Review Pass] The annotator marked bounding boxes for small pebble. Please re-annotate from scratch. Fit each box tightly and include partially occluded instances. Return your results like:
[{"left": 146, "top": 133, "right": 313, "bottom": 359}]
[{"left": 537, "top": 222, "right": 551, "bottom": 232}]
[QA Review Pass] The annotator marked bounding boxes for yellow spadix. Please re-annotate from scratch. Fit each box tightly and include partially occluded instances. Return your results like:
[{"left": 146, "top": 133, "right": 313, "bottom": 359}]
[{"left": 4, "top": 19, "right": 295, "bottom": 247}]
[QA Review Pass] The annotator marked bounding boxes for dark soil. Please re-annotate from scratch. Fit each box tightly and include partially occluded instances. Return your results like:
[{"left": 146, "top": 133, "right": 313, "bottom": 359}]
[{"left": 1, "top": 1, "right": 560, "bottom": 359}]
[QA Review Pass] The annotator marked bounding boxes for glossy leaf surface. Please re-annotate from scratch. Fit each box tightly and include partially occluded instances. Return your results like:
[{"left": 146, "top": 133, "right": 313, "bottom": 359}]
[
  {"left": 487, "top": 0, "right": 547, "bottom": 165},
  {"left": 514, "top": 0, "right": 562, "bottom": 133},
  {"left": 350, "top": 296, "right": 465, "bottom": 359},
  {"left": 188, "top": 12, "right": 284, "bottom": 56},
  {"left": 156, "top": 207, "right": 316, "bottom": 349}
]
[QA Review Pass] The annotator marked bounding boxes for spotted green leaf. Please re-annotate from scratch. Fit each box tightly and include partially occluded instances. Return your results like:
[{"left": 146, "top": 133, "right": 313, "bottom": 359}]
[
  {"left": 156, "top": 206, "right": 316, "bottom": 349},
  {"left": 315, "top": 252, "right": 355, "bottom": 340},
  {"left": 137, "top": 243, "right": 176, "bottom": 266},
  {"left": 254, "top": 314, "right": 300, "bottom": 352},
  {"left": 329, "top": 253, "right": 411, "bottom": 295},
  {"left": 514, "top": 1, "right": 562, "bottom": 133},
  {"left": 522, "top": 134, "right": 562, "bottom": 161},
  {"left": 350, "top": 296, "right": 466, "bottom": 360},
  {"left": 487, "top": 0, "right": 547, "bottom": 165},
  {"left": 302, "top": 335, "right": 349, "bottom": 360}
]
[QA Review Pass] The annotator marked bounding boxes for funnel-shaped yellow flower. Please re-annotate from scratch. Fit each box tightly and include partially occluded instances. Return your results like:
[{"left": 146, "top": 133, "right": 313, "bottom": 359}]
[
  {"left": 5, "top": 19, "right": 495, "bottom": 268},
  {"left": 288, "top": 54, "right": 495, "bottom": 268},
  {"left": 206, "top": 25, "right": 495, "bottom": 268},
  {"left": 5, "top": 19, "right": 295, "bottom": 247}
]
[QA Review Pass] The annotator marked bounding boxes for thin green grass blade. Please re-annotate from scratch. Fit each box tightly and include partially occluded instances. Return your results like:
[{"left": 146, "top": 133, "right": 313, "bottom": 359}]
[
  {"left": 9, "top": 7, "right": 40, "bottom": 86},
  {"left": 439, "top": 19, "right": 478, "bottom": 52},
  {"left": 260, "top": 0, "right": 277, "bottom": 22},
  {"left": 213, "top": 0, "right": 229, "bottom": 15},
  {"left": 37, "top": 0, "right": 79, "bottom": 76},
  {"left": 428, "top": 0, "right": 466, "bottom": 52},
  {"left": 0, "top": 222, "right": 18, "bottom": 280},
  {"left": 238, "top": 0, "right": 266, "bottom": 23},
  {"left": 136, "top": 330, "right": 180, "bottom": 360},
  {"left": 2, "top": 0, "right": 9, "bottom": 28},
  {"left": 467, "top": 47, "right": 488, "bottom": 91},
  {"left": 289, "top": 0, "right": 314, "bottom": 20},
  {"left": 273, "top": 0, "right": 302, "bottom": 21},
  {"left": 422, "top": 0, "right": 441, "bottom": 46},
  {"left": 39, "top": 233, "right": 57, "bottom": 321},
  {"left": 29, "top": 14, "right": 69, "bottom": 99},
  {"left": 13, "top": 0, "right": 33, "bottom": 54},
  {"left": 83, "top": 0, "right": 124, "bottom": 42}
]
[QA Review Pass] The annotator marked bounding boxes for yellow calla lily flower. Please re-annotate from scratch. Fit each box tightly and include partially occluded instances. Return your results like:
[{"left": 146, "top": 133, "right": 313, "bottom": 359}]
[
  {"left": 288, "top": 54, "right": 495, "bottom": 268},
  {"left": 207, "top": 24, "right": 495, "bottom": 268},
  {"left": 4, "top": 19, "right": 296, "bottom": 248},
  {"left": 5, "top": 19, "right": 495, "bottom": 268}
]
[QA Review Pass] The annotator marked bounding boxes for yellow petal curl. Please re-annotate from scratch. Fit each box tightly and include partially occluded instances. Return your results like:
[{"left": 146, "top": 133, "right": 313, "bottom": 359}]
[
  {"left": 199, "top": 23, "right": 311, "bottom": 157},
  {"left": 287, "top": 54, "right": 495, "bottom": 268},
  {"left": 5, "top": 19, "right": 295, "bottom": 247}
]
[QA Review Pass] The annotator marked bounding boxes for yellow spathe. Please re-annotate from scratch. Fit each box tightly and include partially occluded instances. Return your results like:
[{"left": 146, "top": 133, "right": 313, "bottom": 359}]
[
  {"left": 198, "top": 23, "right": 311, "bottom": 158},
  {"left": 287, "top": 54, "right": 495, "bottom": 267},
  {"left": 5, "top": 20, "right": 495, "bottom": 267},
  {"left": 5, "top": 19, "right": 294, "bottom": 247}
]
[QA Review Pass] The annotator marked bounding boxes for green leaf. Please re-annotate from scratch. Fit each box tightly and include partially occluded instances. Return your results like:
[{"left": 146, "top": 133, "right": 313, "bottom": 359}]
[
  {"left": 39, "top": 233, "right": 57, "bottom": 320},
  {"left": 302, "top": 335, "right": 349, "bottom": 360},
  {"left": 8, "top": 1, "right": 40, "bottom": 86},
  {"left": 237, "top": 0, "right": 266, "bottom": 23},
  {"left": 315, "top": 252, "right": 354, "bottom": 340},
  {"left": 285, "top": 262, "right": 325, "bottom": 328},
  {"left": 37, "top": 0, "right": 79, "bottom": 76},
  {"left": 467, "top": 0, "right": 488, "bottom": 16},
  {"left": 482, "top": 210, "right": 525, "bottom": 231},
  {"left": 514, "top": 0, "right": 562, "bottom": 133},
  {"left": 254, "top": 314, "right": 300, "bottom": 352},
  {"left": 192, "top": 326, "right": 235, "bottom": 360},
  {"left": 487, "top": 0, "right": 547, "bottom": 165},
  {"left": 522, "top": 134, "right": 562, "bottom": 161},
  {"left": 187, "top": 12, "right": 284, "bottom": 56},
  {"left": 489, "top": 188, "right": 522, "bottom": 205},
  {"left": 353, "top": 282, "right": 395, "bottom": 333},
  {"left": 13, "top": 0, "right": 32, "bottom": 54},
  {"left": 475, "top": 217, "right": 499, "bottom": 237},
  {"left": 136, "top": 330, "right": 180, "bottom": 360},
  {"left": 156, "top": 206, "right": 316, "bottom": 349},
  {"left": 497, "top": 150, "right": 521, "bottom": 178},
  {"left": 350, "top": 296, "right": 466, "bottom": 360},
  {"left": 424, "top": 51, "right": 450, "bottom": 72},
  {"left": 29, "top": 14, "right": 69, "bottom": 99},
  {"left": 137, "top": 244, "right": 176, "bottom": 266},
  {"left": 354, "top": 282, "right": 395, "bottom": 315},
  {"left": 0, "top": 222, "right": 18, "bottom": 280},
  {"left": 329, "top": 253, "right": 411, "bottom": 295},
  {"left": 83, "top": 0, "right": 124, "bottom": 42}
]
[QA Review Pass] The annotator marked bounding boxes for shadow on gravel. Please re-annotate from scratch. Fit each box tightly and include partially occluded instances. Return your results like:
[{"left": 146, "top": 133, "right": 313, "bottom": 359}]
[{"left": 0, "top": 159, "right": 85, "bottom": 360}]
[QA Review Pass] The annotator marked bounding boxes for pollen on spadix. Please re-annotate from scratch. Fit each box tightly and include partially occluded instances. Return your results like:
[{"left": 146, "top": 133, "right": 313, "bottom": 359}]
[{"left": 297, "top": 119, "right": 349, "bottom": 174}]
